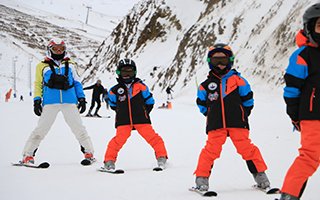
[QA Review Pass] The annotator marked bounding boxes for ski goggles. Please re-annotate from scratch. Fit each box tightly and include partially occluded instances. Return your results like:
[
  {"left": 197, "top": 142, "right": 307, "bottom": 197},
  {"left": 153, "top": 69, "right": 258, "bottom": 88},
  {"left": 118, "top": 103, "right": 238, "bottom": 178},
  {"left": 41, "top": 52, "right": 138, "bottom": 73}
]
[
  {"left": 208, "top": 56, "right": 230, "bottom": 66},
  {"left": 49, "top": 44, "right": 66, "bottom": 54}
]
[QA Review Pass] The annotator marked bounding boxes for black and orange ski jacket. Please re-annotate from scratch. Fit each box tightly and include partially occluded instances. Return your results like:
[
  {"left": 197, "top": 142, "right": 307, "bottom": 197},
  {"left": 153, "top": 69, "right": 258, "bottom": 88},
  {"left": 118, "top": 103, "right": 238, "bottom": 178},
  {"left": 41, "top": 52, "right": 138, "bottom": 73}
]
[
  {"left": 284, "top": 30, "right": 320, "bottom": 121},
  {"left": 197, "top": 69, "right": 254, "bottom": 133},
  {"left": 108, "top": 78, "right": 154, "bottom": 127}
]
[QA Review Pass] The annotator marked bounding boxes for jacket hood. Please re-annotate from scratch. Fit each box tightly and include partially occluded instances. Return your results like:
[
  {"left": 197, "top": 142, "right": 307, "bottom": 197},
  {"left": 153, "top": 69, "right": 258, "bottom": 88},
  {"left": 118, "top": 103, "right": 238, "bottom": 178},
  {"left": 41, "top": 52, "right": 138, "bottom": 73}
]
[{"left": 296, "top": 30, "right": 318, "bottom": 48}]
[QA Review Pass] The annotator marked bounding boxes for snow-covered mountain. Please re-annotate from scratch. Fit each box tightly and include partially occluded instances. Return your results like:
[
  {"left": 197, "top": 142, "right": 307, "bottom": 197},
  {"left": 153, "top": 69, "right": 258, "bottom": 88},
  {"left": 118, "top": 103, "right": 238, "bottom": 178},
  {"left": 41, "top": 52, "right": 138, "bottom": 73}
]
[
  {"left": 0, "top": 4, "right": 100, "bottom": 64},
  {"left": 0, "top": 0, "right": 139, "bottom": 99},
  {"left": 82, "top": 0, "right": 319, "bottom": 94}
]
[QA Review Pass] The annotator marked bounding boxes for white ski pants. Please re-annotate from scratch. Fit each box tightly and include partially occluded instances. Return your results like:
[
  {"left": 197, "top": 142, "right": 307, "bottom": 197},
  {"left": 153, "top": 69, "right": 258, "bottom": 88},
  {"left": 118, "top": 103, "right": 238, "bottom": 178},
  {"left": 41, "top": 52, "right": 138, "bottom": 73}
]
[{"left": 23, "top": 104, "right": 94, "bottom": 157}]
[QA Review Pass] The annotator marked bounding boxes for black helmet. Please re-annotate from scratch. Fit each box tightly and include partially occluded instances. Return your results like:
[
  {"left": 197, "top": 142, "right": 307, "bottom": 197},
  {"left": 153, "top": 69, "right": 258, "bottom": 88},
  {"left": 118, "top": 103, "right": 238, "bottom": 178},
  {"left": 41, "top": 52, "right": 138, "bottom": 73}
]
[
  {"left": 207, "top": 43, "right": 235, "bottom": 75},
  {"left": 303, "top": 3, "right": 320, "bottom": 45},
  {"left": 116, "top": 59, "right": 137, "bottom": 83}
]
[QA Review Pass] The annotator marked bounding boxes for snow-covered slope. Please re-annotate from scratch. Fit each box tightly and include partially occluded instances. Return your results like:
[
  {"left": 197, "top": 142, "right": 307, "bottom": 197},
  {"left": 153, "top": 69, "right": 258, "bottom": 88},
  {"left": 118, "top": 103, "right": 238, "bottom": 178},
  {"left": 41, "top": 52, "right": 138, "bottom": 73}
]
[
  {"left": 1, "top": 89, "right": 319, "bottom": 200},
  {"left": 82, "top": 0, "right": 319, "bottom": 95}
]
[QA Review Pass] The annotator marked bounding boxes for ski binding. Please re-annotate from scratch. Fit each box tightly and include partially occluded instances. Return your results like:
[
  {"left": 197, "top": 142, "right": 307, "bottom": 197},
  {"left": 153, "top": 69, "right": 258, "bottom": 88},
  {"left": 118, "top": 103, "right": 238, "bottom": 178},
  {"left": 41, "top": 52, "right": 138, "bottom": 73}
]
[
  {"left": 97, "top": 167, "right": 124, "bottom": 174},
  {"left": 252, "top": 185, "right": 280, "bottom": 194},
  {"left": 189, "top": 187, "right": 217, "bottom": 197}
]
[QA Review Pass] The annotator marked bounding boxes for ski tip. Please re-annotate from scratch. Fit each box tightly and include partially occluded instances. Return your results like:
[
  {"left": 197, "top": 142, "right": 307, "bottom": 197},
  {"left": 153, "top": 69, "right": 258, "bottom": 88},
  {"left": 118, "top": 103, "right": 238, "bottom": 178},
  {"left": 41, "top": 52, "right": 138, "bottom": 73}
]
[
  {"left": 81, "top": 159, "right": 91, "bottom": 166},
  {"left": 267, "top": 188, "right": 280, "bottom": 194},
  {"left": 203, "top": 191, "right": 218, "bottom": 197},
  {"left": 114, "top": 169, "right": 125, "bottom": 174},
  {"left": 81, "top": 158, "right": 96, "bottom": 166},
  {"left": 38, "top": 162, "right": 50, "bottom": 168},
  {"left": 153, "top": 167, "right": 163, "bottom": 171}
]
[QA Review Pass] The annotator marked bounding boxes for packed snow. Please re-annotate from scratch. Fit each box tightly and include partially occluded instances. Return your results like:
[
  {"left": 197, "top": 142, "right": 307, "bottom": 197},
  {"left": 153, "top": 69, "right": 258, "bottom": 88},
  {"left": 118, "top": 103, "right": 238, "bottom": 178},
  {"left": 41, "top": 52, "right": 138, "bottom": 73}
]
[{"left": 0, "top": 87, "right": 319, "bottom": 200}]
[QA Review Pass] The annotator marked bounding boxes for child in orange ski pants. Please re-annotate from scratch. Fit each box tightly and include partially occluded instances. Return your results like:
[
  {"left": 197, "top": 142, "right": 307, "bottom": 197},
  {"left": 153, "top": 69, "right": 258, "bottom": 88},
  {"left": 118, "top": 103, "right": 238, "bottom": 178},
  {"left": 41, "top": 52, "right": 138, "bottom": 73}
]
[
  {"left": 104, "top": 124, "right": 167, "bottom": 162},
  {"left": 281, "top": 120, "right": 320, "bottom": 197},
  {"left": 194, "top": 128, "right": 267, "bottom": 177}
]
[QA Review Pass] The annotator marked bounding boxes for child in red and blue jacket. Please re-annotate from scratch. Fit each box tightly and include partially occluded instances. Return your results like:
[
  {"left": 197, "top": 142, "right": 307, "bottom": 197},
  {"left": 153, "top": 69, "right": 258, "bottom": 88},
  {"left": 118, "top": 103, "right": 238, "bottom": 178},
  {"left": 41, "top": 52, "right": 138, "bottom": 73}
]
[
  {"left": 103, "top": 59, "right": 168, "bottom": 171},
  {"left": 280, "top": 4, "right": 320, "bottom": 200},
  {"left": 194, "top": 43, "right": 270, "bottom": 191}
]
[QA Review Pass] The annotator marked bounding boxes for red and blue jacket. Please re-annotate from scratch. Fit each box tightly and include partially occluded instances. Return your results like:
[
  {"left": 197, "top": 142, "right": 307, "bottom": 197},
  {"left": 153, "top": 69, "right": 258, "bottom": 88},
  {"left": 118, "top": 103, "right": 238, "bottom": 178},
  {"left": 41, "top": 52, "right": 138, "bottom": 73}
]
[
  {"left": 284, "top": 30, "right": 320, "bottom": 121},
  {"left": 197, "top": 69, "right": 254, "bottom": 133},
  {"left": 108, "top": 78, "right": 154, "bottom": 127}
]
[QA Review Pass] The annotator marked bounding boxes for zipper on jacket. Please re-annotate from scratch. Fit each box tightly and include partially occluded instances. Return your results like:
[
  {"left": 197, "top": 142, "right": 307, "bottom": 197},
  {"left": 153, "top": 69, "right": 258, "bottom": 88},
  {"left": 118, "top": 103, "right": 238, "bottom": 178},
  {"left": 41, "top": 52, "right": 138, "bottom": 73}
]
[
  {"left": 219, "top": 80, "right": 226, "bottom": 128},
  {"left": 127, "top": 88, "right": 133, "bottom": 126},
  {"left": 59, "top": 66, "right": 63, "bottom": 103},
  {"left": 310, "top": 88, "right": 316, "bottom": 112},
  {"left": 239, "top": 105, "right": 245, "bottom": 122},
  {"left": 144, "top": 108, "right": 149, "bottom": 119}
]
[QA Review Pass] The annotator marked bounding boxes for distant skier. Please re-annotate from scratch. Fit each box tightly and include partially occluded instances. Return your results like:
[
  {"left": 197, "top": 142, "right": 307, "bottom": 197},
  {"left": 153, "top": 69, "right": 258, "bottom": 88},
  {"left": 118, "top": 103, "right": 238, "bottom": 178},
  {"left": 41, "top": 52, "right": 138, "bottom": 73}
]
[
  {"left": 194, "top": 43, "right": 270, "bottom": 191},
  {"left": 83, "top": 79, "right": 105, "bottom": 117},
  {"left": 166, "top": 86, "right": 173, "bottom": 100},
  {"left": 20, "top": 38, "right": 95, "bottom": 166},
  {"left": 279, "top": 4, "right": 320, "bottom": 200},
  {"left": 103, "top": 58, "right": 168, "bottom": 171},
  {"left": 102, "top": 88, "right": 110, "bottom": 110},
  {"left": 20, "top": 95, "right": 24, "bottom": 101}
]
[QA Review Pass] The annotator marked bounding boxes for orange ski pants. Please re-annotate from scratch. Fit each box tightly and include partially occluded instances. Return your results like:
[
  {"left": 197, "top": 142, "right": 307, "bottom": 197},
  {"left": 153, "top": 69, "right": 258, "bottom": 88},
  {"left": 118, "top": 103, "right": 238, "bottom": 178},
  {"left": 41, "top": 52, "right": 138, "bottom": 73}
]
[
  {"left": 194, "top": 128, "right": 267, "bottom": 177},
  {"left": 104, "top": 124, "right": 168, "bottom": 162},
  {"left": 281, "top": 120, "right": 320, "bottom": 197}
]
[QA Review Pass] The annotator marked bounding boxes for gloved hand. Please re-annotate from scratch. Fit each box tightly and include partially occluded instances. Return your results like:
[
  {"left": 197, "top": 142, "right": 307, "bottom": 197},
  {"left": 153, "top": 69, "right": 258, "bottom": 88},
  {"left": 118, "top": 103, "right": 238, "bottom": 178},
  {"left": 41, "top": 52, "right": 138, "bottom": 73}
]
[
  {"left": 292, "top": 120, "right": 301, "bottom": 132},
  {"left": 33, "top": 99, "right": 42, "bottom": 116},
  {"left": 77, "top": 98, "right": 86, "bottom": 114},
  {"left": 145, "top": 104, "right": 154, "bottom": 114}
]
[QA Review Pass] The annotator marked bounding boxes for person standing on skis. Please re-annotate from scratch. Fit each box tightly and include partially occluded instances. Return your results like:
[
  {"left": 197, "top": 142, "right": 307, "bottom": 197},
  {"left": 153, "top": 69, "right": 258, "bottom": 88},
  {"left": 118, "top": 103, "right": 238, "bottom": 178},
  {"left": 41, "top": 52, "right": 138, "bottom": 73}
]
[
  {"left": 84, "top": 79, "right": 105, "bottom": 117},
  {"left": 280, "top": 3, "right": 320, "bottom": 200},
  {"left": 194, "top": 43, "right": 271, "bottom": 191},
  {"left": 102, "top": 58, "right": 168, "bottom": 171},
  {"left": 20, "top": 38, "right": 95, "bottom": 166},
  {"left": 166, "top": 86, "right": 173, "bottom": 100}
]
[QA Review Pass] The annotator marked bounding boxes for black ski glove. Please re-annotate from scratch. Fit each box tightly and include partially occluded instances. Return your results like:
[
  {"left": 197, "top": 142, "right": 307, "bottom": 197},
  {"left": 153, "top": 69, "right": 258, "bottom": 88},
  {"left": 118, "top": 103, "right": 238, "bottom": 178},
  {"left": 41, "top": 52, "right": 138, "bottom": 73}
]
[
  {"left": 33, "top": 99, "right": 42, "bottom": 116},
  {"left": 77, "top": 98, "right": 86, "bottom": 114}
]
